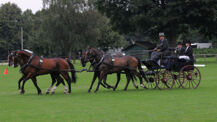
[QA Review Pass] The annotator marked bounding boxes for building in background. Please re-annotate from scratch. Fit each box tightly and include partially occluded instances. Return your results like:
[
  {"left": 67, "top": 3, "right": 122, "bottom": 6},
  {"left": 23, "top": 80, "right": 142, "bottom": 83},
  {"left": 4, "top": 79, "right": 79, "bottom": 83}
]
[
  {"left": 122, "top": 41, "right": 155, "bottom": 60},
  {"left": 191, "top": 43, "right": 212, "bottom": 49}
]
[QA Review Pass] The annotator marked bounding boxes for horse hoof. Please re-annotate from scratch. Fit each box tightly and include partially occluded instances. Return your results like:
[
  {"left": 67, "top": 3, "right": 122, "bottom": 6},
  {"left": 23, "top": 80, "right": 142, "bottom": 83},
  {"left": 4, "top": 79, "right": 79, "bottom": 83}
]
[
  {"left": 140, "top": 84, "right": 146, "bottom": 88},
  {"left": 51, "top": 92, "right": 55, "bottom": 94},
  {"left": 123, "top": 89, "right": 127, "bottom": 91},
  {"left": 135, "top": 86, "right": 139, "bottom": 89},
  {"left": 20, "top": 90, "right": 25, "bottom": 95},
  {"left": 46, "top": 92, "right": 50, "bottom": 95},
  {"left": 94, "top": 91, "right": 97, "bottom": 93},
  {"left": 38, "top": 93, "right": 42, "bottom": 95},
  {"left": 113, "top": 88, "right": 116, "bottom": 91},
  {"left": 64, "top": 92, "right": 70, "bottom": 95}
]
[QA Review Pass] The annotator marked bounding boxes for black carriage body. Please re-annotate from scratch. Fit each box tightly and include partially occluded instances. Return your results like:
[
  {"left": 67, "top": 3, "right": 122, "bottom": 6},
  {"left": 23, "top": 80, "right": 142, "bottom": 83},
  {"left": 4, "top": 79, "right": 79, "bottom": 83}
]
[{"left": 162, "top": 56, "right": 193, "bottom": 72}]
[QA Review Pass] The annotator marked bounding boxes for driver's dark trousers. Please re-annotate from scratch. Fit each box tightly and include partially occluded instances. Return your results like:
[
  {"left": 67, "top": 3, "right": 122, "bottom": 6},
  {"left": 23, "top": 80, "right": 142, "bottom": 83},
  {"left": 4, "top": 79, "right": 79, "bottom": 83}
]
[{"left": 151, "top": 51, "right": 163, "bottom": 62}]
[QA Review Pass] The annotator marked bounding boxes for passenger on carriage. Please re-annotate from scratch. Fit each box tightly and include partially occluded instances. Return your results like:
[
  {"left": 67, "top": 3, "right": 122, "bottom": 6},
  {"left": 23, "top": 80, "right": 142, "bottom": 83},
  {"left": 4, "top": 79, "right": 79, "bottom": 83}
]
[
  {"left": 184, "top": 40, "right": 194, "bottom": 63},
  {"left": 177, "top": 40, "right": 194, "bottom": 64},
  {"left": 151, "top": 32, "right": 169, "bottom": 62},
  {"left": 175, "top": 42, "right": 185, "bottom": 56}
]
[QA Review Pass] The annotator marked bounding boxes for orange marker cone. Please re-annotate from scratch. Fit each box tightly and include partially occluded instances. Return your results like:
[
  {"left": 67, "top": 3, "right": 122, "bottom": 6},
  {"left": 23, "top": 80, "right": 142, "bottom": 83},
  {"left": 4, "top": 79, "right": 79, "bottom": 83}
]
[{"left": 4, "top": 68, "right": 8, "bottom": 75}]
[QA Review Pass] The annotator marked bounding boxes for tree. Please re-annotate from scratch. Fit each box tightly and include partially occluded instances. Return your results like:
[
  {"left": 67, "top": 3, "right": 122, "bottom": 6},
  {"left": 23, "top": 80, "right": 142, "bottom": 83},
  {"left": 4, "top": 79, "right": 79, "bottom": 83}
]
[
  {"left": 96, "top": 0, "right": 217, "bottom": 47},
  {"left": 0, "top": 2, "right": 22, "bottom": 59},
  {"left": 42, "top": 0, "right": 126, "bottom": 57}
]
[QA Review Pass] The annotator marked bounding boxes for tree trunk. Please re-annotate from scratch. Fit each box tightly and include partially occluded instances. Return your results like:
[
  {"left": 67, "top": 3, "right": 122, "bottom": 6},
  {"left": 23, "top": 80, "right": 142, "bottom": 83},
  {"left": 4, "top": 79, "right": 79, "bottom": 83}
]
[
  {"left": 167, "top": 26, "right": 178, "bottom": 48},
  {"left": 167, "top": 34, "right": 178, "bottom": 48}
]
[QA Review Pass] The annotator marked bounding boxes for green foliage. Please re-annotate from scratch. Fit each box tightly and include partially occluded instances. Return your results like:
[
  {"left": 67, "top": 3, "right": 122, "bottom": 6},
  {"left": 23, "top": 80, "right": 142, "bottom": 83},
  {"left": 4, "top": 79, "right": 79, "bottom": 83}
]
[
  {"left": 194, "top": 48, "right": 217, "bottom": 55},
  {"left": 0, "top": 1, "right": 126, "bottom": 58},
  {"left": 96, "top": 0, "right": 217, "bottom": 46},
  {"left": 0, "top": 3, "right": 22, "bottom": 59},
  {"left": 40, "top": 0, "right": 126, "bottom": 57}
]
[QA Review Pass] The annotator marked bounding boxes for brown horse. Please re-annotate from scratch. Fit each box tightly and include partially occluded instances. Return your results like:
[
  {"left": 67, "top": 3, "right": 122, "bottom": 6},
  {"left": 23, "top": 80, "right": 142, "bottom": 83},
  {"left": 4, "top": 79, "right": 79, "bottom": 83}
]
[
  {"left": 81, "top": 47, "right": 146, "bottom": 93},
  {"left": 80, "top": 50, "right": 139, "bottom": 92},
  {"left": 8, "top": 50, "right": 76, "bottom": 95}
]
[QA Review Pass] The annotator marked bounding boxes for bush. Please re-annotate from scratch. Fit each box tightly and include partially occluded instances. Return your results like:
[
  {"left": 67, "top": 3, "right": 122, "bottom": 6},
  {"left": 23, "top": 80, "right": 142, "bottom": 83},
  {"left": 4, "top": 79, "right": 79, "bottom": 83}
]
[{"left": 194, "top": 48, "right": 217, "bottom": 55}]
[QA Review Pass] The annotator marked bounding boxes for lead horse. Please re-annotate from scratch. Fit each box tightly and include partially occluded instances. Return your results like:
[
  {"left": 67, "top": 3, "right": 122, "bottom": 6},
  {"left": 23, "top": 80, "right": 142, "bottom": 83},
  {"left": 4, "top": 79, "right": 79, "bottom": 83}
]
[
  {"left": 82, "top": 47, "right": 146, "bottom": 93},
  {"left": 8, "top": 50, "right": 76, "bottom": 95}
]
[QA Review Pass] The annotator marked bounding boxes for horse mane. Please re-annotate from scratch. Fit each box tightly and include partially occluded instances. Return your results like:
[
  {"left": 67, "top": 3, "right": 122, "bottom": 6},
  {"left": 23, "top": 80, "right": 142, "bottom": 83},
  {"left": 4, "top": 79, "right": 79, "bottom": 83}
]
[
  {"left": 91, "top": 48, "right": 104, "bottom": 55},
  {"left": 16, "top": 50, "right": 33, "bottom": 59}
]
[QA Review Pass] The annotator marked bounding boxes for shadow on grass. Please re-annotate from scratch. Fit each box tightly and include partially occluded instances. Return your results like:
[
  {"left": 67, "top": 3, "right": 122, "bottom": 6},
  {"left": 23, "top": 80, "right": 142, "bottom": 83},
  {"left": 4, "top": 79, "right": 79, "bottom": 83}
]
[{"left": 5, "top": 85, "right": 207, "bottom": 97}]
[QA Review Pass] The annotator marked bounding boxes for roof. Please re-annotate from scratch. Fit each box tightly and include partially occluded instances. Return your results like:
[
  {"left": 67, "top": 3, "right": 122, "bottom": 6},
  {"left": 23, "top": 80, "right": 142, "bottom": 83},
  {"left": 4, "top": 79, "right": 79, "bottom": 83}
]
[{"left": 122, "top": 41, "right": 155, "bottom": 51}]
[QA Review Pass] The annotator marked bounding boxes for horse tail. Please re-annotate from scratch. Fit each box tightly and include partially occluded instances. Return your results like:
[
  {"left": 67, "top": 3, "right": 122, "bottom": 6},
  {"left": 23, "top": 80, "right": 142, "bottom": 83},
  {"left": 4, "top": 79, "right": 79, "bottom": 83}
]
[
  {"left": 137, "top": 58, "right": 146, "bottom": 79},
  {"left": 66, "top": 59, "right": 76, "bottom": 83}
]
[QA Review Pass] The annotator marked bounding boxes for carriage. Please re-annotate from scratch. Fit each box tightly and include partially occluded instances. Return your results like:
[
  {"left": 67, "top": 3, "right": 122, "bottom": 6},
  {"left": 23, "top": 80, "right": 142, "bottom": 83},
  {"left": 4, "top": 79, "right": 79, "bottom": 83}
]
[{"left": 141, "top": 55, "right": 201, "bottom": 90}]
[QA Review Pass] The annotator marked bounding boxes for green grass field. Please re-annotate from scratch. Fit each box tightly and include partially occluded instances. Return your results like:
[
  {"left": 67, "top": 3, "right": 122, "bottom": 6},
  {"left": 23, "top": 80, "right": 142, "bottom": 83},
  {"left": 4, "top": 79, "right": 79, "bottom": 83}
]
[{"left": 0, "top": 58, "right": 216, "bottom": 122}]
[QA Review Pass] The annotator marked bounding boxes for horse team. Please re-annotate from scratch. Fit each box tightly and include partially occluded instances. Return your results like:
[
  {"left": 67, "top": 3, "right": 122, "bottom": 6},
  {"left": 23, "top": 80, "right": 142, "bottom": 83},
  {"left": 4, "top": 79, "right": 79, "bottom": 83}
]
[{"left": 8, "top": 47, "right": 147, "bottom": 95}]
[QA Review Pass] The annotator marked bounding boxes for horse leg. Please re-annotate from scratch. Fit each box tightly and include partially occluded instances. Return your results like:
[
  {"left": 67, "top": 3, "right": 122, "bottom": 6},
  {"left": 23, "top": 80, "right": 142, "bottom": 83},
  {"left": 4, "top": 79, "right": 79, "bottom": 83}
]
[
  {"left": 94, "top": 71, "right": 106, "bottom": 93},
  {"left": 31, "top": 77, "right": 42, "bottom": 95},
  {"left": 18, "top": 76, "right": 25, "bottom": 91},
  {"left": 20, "top": 73, "right": 32, "bottom": 94},
  {"left": 96, "top": 72, "right": 107, "bottom": 88},
  {"left": 50, "top": 73, "right": 67, "bottom": 94},
  {"left": 51, "top": 78, "right": 62, "bottom": 94},
  {"left": 130, "top": 74, "right": 138, "bottom": 89},
  {"left": 113, "top": 73, "right": 121, "bottom": 91},
  {"left": 60, "top": 72, "right": 72, "bottom": 93},
  {"left": 88, "top": 71, "right": 105, "bottom": 92},
  {"left": 46, "top": 73, "right": 57, "bottom": 94},
  {"left": 124, "top": 72, "right": 131, "bottom": 91},
  {"left": 103, "top": 75, "right": 114, "bottom": 89},
  {"left": 57, "top": 76, "right": 68, "bottom": 94},
  {"left": 135, "top": 72, "right": 146, "bottom": 88}
]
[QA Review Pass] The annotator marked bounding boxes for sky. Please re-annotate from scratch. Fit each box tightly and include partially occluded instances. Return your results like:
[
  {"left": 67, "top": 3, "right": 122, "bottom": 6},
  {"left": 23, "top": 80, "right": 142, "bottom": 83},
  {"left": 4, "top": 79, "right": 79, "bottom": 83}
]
[{"left": 0, "top": 0, "right": 43, "bottom": 13}]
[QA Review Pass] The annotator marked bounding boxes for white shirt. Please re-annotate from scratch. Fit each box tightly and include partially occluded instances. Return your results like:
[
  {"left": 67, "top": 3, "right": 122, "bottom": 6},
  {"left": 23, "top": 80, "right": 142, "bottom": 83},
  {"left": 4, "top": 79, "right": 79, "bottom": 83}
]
[{"left": 185, "top": 46, "right": 189, "bottom": 52}]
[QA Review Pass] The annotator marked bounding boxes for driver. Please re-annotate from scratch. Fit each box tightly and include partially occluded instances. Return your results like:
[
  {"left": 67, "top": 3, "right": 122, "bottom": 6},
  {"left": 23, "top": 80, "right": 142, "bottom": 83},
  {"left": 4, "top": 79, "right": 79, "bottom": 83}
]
[{"left": 151, "top": 32, "right": 169, "bottom": 62}]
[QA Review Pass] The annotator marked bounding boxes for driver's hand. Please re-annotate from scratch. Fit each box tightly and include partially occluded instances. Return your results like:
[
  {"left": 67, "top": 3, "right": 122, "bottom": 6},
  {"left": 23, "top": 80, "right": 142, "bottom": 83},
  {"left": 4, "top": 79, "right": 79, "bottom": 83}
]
[{"left": 157, "top": 49, "right": 161, "bottom": 52}]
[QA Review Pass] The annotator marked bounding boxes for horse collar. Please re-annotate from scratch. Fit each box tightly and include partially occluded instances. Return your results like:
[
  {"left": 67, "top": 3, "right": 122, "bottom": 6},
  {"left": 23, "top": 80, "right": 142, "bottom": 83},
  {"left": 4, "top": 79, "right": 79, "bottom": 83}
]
[
  {"left": 93, "top": 55, "right": 106, "bottom": 70},
  {"left": 20, "top": 54, "right": 35, "bottom": 72}
]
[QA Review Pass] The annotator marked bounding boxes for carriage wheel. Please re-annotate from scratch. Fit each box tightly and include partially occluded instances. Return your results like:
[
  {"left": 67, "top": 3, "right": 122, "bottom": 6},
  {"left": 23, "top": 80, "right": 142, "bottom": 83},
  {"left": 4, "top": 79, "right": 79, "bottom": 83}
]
[
  {"left": 179, "top": 65, "right": 201, "bottom": 89},
  {"left": 171, "top": 72, "right": 182, "bottom": 88},
  {"left": 157, "top": 70, "right": 175, "bottom": 90},
  {"left": 143, "top": 72, "right": 158, "bottom": 89}
]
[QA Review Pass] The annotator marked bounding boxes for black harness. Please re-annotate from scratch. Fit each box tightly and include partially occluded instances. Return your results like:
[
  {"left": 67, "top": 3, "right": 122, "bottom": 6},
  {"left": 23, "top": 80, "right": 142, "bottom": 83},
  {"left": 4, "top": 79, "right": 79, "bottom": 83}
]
[
  {"left": 20, "top": 54, "right": 35, "bottom": 73},
  {"left": 20, "top": 54, "right": 44, "bottom": 75}
]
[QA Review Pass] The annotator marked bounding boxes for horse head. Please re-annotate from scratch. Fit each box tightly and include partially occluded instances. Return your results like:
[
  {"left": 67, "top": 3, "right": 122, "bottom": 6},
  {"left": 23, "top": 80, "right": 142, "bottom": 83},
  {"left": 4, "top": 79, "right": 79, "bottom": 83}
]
[
  {"left": 8, "top": 50, "right": 17, "bottom": 67},
  {"left": 8, "top": 50, "right": 32, "bottom": 67}
]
